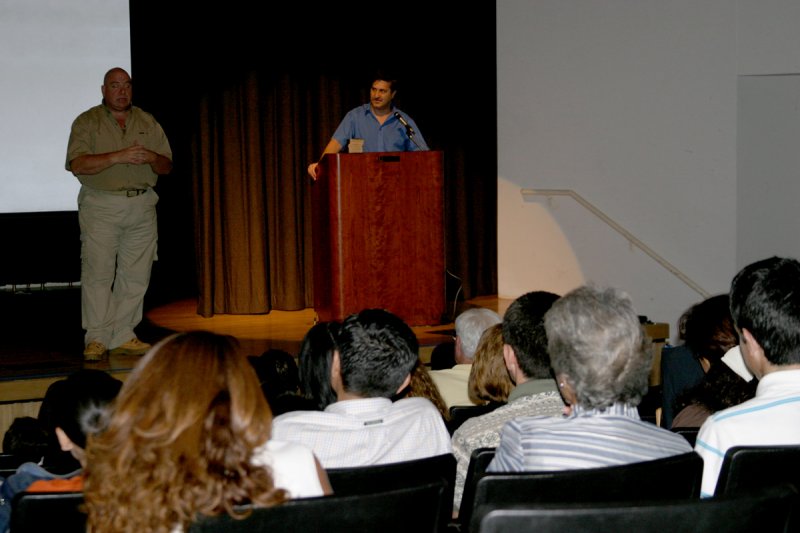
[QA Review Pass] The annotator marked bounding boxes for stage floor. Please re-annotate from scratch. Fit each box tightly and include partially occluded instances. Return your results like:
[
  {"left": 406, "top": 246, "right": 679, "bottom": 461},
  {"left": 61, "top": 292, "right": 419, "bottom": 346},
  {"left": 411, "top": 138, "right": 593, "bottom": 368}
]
[{"left": 0, "top": 289, "right": 508, "bottom": 403}]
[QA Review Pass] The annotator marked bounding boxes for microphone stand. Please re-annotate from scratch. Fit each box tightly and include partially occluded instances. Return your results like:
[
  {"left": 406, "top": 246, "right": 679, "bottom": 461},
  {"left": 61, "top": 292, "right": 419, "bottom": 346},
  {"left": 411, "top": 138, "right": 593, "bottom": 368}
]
[
  {"left": 394, "top": 111, "right": 425, "bottom": 150},
  {"left": 405, "top": 128, "right": 424, "bottom": 151}
]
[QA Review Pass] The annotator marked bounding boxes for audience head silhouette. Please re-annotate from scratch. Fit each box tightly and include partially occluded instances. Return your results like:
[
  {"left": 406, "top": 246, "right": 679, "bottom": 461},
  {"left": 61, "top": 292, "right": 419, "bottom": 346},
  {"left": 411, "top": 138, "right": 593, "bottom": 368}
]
[
  {"left": 84, "top": 331, "right": 287, "bottom": 532},
  {"left": 297, "top": 321, "right": 340, "bottom": 410},
  {"left": 468, "top": 323, "right": 514, "bottom": 404},
  {"left": 502, "top": 291, "right": 561, "bottom": 382},
  {"left": 545, "top": 286, "right": 649, "bottom": 410},
  {"left": 454, "top": 307, "right": 502, "bottom": 363},
  {"left": 40, "top": 369, "right": 122, "bottom": 464},
  {"left": 334, "top": 308, "right": 418, "bottom": 399},
  {"left": 730, "top": 256, "right": 800, "bottom": 371}
]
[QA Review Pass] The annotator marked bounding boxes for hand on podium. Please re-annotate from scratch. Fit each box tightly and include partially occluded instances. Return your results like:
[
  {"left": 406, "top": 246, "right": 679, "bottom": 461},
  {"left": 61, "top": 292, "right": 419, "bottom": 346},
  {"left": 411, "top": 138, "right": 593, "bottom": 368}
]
[{"left": 307, "top": 162, "right": 320, "bottom": 180}]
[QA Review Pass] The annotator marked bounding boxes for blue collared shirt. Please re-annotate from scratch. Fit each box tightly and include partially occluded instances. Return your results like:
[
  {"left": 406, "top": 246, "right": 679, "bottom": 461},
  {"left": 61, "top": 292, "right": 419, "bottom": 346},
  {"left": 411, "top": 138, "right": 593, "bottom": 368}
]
[{"left": 332, "top": 104, "right": 429, "bottom": 152}]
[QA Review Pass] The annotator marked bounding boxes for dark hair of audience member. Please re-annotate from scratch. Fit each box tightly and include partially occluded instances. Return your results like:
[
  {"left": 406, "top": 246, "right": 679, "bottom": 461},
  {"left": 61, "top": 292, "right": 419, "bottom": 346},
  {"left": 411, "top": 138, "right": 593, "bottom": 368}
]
[
  {"left": 84, "top": 331, "right": 287, "bottom": 533},
  {"left": 672, "top": 295, "right": 757, "bottom": 426},
  {"left": 2, "top": 416, "right": 48, "bottom": 464},
  {"left": 468, "top": 323, "right": 514, "bottom": 405},
  {"left": 503, "top": 291, "right": 561, "bottom": 379},
  {"left": 297, "top": 321, "right": 339, "bottom": 410},
  {"left": 395, "top": 360, "right": 450, "bottom": 420},
  {"left": 249, "top": 349, "right": 312, "bottom": 415},
  {"left": 683, "top": 294, "right": 738, "bottom": 367},
  {"left": 729, "top": 256, "right": 800, "bottom": 366},
  {"left": 37, "top": 369, "right": 122, "bottom": 472},
  {"left": 337, "top": 309, "right": 419, "bottom": 398}
]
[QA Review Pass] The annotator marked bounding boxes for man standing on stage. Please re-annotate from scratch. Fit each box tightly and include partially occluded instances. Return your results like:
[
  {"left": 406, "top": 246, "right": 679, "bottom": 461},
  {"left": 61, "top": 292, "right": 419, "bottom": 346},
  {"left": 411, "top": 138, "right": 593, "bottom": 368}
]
[
  {"left": 307, "top": 74, "right": 428, "bottom": 179},
  {"left": 66, "top": 67, "right": 172, "bottom": 361}
]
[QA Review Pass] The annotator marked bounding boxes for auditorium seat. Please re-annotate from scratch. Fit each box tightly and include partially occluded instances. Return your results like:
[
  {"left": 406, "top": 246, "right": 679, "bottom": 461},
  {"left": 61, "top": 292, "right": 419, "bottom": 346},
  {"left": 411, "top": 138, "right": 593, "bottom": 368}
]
[
  {"left": 10, "top": 491, "right": 85, "bottom": 533},
  {"left": 715, "top": 444, "right": 800, "bottom": 496},
  {"left": 326, "top": 453, "right": 456, "bottom": 532},
  {"left": 188, "top": 480, "right": 446, "bottom": 533},
  {"left": 475, "top": 483, "right": 798, "bottom": 533},
  {"left": 460, "top": 451, "right": 703, "bottom": 532}
]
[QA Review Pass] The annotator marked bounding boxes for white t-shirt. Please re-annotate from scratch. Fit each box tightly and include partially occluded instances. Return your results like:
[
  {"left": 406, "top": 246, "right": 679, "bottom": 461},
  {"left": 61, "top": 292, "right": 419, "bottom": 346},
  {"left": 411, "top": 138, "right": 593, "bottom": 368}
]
[{"left": 251, "top": 439, "right": 325, "bottom": 499}]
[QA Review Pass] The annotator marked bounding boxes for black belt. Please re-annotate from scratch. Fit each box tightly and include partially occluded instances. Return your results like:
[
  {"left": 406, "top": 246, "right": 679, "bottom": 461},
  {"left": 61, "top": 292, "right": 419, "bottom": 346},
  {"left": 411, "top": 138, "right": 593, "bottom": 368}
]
[{"left": 101, "top": 188, "right": 149, "bottom": 197}]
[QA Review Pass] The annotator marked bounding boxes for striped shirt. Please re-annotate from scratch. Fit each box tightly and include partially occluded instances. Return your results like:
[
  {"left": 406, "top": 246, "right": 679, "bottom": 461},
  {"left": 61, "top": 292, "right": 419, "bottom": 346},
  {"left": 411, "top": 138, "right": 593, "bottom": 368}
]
[
  {"left": 487, "top": 402, "right": 692, "bottom": 473},
  {"left": 695, "top": 369, "right": 800, "bottom": 497},
  {"left": 451, "top": 383, "right": 565, "bottom": 511},
  {"left": 271, "top": 397, "right": 451, "bottom": 468}
]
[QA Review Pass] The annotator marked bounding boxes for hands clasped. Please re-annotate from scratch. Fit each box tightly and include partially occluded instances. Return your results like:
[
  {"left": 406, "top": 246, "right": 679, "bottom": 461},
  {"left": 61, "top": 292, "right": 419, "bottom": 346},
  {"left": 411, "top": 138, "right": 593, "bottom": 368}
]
[{"left": 119, "top": 141, "right": 156, "bottom": 165}]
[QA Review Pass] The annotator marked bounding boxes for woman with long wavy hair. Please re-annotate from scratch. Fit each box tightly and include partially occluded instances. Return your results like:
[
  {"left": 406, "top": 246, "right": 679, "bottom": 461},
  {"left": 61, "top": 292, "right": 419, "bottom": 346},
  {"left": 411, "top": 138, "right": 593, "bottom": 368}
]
[{"left": 84, "top": 331, "right": 330, "bottom": 533}]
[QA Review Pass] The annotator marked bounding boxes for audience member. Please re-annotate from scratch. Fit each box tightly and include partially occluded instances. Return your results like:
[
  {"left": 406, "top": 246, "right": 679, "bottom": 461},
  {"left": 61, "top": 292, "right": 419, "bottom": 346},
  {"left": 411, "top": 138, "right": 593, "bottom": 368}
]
[
  {"left": 467, "top": 324, "right": 514, "bottom": 407},
  {"left": 695, "top": 257, "right": 800, "bottom": 497},
  {"left": 488, "top": 286, "right": 692, "bottom": 473},
  {"left": 446, "top": 324, "right": 514, "bottom": 435},
  {"left": 84, "top": 331, "right": 330, "bottom": 532},
  {"left": 249, "top": 349, "right": 313, "bottom": 415},
  {"left": 2, "top": 417, "right": 48, "bottom": 465},
  {"left": 272, "top": 309, "right": 452, "bottom": 467},
  {"left": 400, "top": 360, "right": 450, "bottom": 421},
  {"left": 430, "top": 307, "right": 502, "bottom": 408},
  {"left": 660, "top": 303, "right": 706, "bottom": 428},
  {"left": 297, "top": 321, "right": 340, "bottom": 411},
  {"left": 451, "top": 291, "right": 564, "bottom": 512},
  {"left": 429, "top": 340, "right": 456, "bottom": 370},
  {"left": 671, "top": 295, "right": 757, "bottom": 428},
  {"left": 0, "top": 370, "right": 122, "bottom": 531}
]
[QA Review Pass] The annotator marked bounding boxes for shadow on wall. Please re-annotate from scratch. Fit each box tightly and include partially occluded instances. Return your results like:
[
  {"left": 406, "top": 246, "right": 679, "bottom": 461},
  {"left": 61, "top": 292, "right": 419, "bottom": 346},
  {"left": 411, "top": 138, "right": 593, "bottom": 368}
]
[{"left": 497, "top": 176, "right": 584, "bottom": 299}]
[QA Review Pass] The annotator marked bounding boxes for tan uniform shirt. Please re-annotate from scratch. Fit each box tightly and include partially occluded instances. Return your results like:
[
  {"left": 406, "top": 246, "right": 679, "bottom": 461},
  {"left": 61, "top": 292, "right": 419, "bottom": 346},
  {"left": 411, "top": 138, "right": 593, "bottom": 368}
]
[{"left": 66, "top": 104, "right": 172, "bottom": 190}]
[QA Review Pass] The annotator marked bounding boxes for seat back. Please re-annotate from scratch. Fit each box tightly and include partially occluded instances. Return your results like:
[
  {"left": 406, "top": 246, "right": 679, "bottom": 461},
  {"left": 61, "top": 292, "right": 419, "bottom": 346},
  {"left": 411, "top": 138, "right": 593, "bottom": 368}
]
[
  {"left": 447, "top": 404, "right": 503, "bottom": 435},
  {"left": 671, "top": 427, "right": 699, "bottom": 447},
  {"left": 463, "top": 451, "right": 703, "bottom": 531},
  {"left": 715, "top": 444, "right": 800, "bottom": 496},
  {"left": 326, "top": 453, "right": 456, "bottom": 532},
  {"left": 189, "top": 480, "right": 446, "bottom": 533},
  {"left": 10, "top": 491, "right": 86, "bottom": 533},
  {"left": 457, "top": 447, "right": 495, "bottom": 520},
  {"left": 476, "top": 483, "right": 798, "bottom": 533}
]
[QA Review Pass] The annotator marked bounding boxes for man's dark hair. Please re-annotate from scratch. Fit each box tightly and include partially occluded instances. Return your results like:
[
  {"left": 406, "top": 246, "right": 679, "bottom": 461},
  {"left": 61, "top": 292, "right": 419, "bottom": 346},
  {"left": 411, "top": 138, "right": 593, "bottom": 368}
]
[
  {"left": 337, "top": 308, "right": 418, "bottom": 398},
  {"left": 730, "top": 256, "right": 800, "bottom": 366},
  {"left": 40, "top": 369, "right": 122, "bottom": 449},
  {"left": 371, "top": 70, "right": 398, "bottom": 92},
  {"left": 502, "top": 291, "right": 560, "bottom": 379}
]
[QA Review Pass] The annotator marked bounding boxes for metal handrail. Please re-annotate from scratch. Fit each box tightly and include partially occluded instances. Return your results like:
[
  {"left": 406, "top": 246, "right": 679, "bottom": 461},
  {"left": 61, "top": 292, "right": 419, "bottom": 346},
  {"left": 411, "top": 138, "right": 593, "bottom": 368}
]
[{"left": 520, "top": 188, "right": 710, "bottom": 299}]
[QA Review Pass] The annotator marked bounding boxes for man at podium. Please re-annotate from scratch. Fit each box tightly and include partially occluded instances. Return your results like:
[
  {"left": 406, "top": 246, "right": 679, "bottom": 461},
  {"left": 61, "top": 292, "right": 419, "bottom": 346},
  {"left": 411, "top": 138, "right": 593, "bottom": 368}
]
[{"left": 307, "top": 74, "right": 428, "bottom": 179}]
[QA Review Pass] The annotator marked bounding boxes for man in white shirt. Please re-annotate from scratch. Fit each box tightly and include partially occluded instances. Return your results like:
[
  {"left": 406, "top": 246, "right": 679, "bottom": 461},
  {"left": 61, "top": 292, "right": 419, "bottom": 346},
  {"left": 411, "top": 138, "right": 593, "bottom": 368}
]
[
  {"left": 430, "top": 307, "right": 502, "bottom": 408},
  {"left": 695, "top": 256, "right": 800, "bottom": 497},
  {"left": 272, "top": 308, "right": 451, "bottom": 468}
]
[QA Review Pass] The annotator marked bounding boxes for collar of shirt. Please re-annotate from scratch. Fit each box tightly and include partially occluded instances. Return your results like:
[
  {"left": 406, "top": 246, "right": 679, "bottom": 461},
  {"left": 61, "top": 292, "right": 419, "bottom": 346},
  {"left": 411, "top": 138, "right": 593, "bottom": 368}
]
[
  {"left": 362, "top": 103, "right": 397, "bottom": 123},
  {"left": 324, "top": 397, "right": 394, "bottom": 417},
  {"left": 569, "top": 402, "right": 641, "bottom": 420}
]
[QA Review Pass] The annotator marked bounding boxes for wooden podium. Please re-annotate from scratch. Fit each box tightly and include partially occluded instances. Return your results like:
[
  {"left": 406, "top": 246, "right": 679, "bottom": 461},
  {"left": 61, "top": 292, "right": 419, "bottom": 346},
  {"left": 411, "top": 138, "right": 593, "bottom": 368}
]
[{"left": 311, "top": 151, "right": 445, "bottom": 326}]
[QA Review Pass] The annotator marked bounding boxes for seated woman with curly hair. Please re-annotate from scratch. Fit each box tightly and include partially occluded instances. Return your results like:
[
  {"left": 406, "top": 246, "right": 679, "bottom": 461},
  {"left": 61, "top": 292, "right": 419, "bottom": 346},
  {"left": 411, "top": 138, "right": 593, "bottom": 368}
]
[{"left": 83, "top": 331, "right": 331, "bottom": 533}]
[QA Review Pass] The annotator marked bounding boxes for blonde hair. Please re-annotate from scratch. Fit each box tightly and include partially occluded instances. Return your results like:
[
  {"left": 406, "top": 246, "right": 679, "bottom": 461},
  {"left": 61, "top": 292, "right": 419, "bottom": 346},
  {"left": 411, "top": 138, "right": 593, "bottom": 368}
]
[
  {"left": 84, "top": 332, "right": 286, "bottom": 533},
  {"left": 468, "top": 324, "right": 514, "bottom": 404},
  {"left": 407, "top": 360, "right": 450, "bottom": 420}
]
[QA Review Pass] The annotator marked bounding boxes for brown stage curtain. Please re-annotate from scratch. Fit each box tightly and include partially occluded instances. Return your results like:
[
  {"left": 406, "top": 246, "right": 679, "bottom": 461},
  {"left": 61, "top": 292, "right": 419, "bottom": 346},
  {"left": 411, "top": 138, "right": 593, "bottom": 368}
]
[{"left": 193, "top": 73, "right": 348, "bottom": 317}]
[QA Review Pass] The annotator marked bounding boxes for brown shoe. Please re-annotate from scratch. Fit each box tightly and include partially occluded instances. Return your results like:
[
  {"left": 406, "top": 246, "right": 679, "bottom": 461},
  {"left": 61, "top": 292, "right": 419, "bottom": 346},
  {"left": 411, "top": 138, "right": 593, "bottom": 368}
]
[
  {"left": 83, "top": 341, "right": 107, "bottom": 361},
  {"left": 109, "top": 337, "right": 151, "bottom": 355}
]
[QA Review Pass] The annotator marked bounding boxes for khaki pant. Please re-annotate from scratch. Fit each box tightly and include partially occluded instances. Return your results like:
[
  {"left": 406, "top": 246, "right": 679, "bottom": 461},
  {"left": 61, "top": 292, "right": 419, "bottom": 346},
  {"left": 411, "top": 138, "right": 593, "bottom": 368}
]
[{"left": 78, "top": 186, "right": 158, "bottom": 349}]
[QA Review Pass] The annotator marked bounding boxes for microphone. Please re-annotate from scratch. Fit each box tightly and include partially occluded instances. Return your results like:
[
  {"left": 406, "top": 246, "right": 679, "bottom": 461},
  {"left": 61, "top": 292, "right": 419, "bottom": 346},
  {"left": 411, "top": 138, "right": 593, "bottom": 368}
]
[{"left": 394, "top": 112, "right": 415, "bottom": 136}]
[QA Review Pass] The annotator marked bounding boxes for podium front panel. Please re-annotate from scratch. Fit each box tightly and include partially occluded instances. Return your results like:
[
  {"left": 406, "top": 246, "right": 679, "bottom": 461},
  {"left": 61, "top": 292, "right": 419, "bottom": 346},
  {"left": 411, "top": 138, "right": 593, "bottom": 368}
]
[{"left": 311, "top": 151, "right": 445, "bottom": 326}]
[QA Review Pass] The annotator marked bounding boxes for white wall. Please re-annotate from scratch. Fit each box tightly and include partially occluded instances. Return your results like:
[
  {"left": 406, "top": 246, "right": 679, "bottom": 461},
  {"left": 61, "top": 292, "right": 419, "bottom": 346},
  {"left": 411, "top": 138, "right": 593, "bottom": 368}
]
[{"left": 497, "top": 0, "right": 800, "bottom": 340}]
